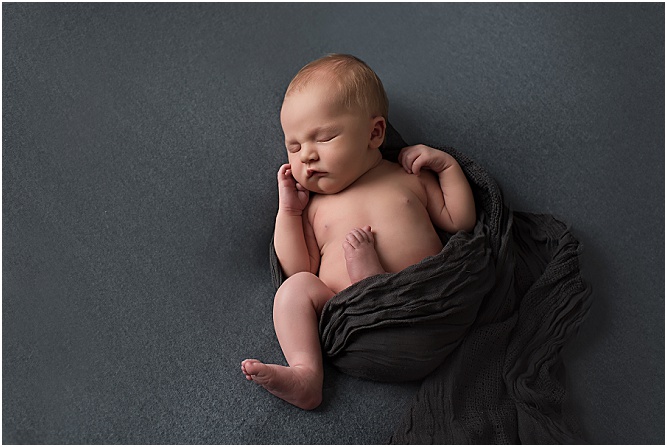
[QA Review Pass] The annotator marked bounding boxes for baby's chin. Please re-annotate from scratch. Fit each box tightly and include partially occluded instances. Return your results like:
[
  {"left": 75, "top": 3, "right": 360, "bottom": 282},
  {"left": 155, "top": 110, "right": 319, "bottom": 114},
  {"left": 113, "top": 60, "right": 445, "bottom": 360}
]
[
  {"left": 303, "top": 185, "right": 334, "bottom": 195},
  {"left": 300, "top": 179, "right": 344, "bottom": 195}
]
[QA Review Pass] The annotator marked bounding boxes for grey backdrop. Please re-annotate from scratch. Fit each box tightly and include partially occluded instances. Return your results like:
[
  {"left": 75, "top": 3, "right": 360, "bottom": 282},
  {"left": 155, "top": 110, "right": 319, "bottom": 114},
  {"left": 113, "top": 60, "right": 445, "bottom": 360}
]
[{"left": 4, "top": 3, "right": 664, "bottom": 444}]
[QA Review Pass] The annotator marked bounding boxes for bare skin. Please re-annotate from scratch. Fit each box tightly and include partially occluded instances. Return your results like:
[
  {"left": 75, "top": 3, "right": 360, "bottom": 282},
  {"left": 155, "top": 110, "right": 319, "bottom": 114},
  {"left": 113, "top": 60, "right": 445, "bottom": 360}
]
[
  {"left": 241, "top": 162, "right": 466, "bottom": 409},
  {"left": 240, "top": 229, "right": 384, "bottom": 410},
  {"left": 342, "top": 225, "right": 386, "bottom": 284},
  {"left": 242, "top": 71, "right": 476, "bottom": 410},
  {"left": 241, "top": 360, "right": 322, "bottom": 410},
  {"left": 307, "top": 160, "right": 447, "bottom": 293}
]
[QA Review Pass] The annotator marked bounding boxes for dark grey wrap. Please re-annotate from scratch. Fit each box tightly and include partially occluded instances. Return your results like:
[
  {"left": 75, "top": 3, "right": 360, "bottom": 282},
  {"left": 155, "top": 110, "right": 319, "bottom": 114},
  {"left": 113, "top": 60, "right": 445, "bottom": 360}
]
[{"left": 270, "top": 124, "right": 592, "bottom": 443}]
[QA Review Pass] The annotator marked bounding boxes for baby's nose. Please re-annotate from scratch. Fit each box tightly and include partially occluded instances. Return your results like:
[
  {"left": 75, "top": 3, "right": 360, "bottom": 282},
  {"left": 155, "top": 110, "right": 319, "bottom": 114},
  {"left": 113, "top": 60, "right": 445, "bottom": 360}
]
[{"left": 300, "top": 144, "right": 318, "bottom": 162}]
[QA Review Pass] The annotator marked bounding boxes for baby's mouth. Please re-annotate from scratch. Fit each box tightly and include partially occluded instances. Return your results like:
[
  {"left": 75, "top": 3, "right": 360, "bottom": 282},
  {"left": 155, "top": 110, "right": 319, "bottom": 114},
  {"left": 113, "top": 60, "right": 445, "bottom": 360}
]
[{"left": 306, "top": 169, "right": 325, "bottom": 179}]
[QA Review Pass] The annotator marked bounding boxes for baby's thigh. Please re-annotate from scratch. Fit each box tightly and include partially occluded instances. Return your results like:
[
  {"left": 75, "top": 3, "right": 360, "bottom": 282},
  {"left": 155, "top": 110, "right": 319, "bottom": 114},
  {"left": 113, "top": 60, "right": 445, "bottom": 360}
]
[{"left": 274, "top": 272, "right": 336, "bottom": 316}]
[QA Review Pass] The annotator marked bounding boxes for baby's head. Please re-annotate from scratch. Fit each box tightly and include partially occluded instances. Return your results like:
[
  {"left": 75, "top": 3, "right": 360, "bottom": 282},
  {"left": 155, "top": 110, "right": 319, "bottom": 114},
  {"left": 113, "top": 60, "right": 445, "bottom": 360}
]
[
  {"left": 284, "top": 54, "right": 389, "bottom": 124},
  {"left": 280, "top": 54, "right": 389, "bottom": 194}
]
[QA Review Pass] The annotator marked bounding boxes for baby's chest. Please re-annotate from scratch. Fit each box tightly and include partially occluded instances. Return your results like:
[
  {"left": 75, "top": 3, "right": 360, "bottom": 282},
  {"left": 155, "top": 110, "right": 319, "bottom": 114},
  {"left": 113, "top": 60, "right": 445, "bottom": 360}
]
[{"left": 309, "top": 180, "right": 426, "bottom": 241}]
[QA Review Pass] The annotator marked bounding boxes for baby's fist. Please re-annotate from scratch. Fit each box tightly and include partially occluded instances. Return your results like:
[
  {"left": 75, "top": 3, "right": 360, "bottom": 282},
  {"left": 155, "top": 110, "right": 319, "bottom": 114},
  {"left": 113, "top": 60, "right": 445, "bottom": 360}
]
[
  {"left": 398, "top": 145, "right": 450, "bottom": 175},
  {"left": 277, "top": 163, "right": 309, "bottom": 216}
]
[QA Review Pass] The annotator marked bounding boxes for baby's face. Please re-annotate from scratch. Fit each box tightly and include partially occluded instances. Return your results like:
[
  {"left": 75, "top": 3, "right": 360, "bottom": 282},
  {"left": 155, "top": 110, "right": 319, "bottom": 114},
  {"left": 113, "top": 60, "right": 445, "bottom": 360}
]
[{"left": 280, "top": 81, "right": 377, "bottom": 195}]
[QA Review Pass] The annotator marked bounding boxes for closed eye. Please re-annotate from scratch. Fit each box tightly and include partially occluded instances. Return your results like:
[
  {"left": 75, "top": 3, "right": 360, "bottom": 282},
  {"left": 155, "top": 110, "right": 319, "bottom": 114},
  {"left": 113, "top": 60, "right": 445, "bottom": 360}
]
[
  {"left": 286, "top": 143, "right": 301, "bottom": 153},
  {"left": 317, "top": 135, "right": 336, "bottom": 143}
]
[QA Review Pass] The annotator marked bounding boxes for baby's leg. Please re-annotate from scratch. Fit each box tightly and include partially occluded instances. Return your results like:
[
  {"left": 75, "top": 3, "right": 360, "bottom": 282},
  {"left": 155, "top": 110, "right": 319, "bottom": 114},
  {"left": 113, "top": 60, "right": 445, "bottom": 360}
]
[
  {"left": 241, "top": 272, "right": 335, "bottom": 410},
  {"left": 343, "top": 226, "right": 386, "bottom": 284}
]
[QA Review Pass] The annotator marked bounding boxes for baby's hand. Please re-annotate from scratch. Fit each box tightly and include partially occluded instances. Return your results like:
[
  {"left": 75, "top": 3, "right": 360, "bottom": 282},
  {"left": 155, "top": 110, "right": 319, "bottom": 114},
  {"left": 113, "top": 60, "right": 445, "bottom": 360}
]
[
  {"left": 398, "top": 145, "right": 452, "bottom": 175},
  {"left": 277, "top": 163, "right": 310, "bottom": 216}
]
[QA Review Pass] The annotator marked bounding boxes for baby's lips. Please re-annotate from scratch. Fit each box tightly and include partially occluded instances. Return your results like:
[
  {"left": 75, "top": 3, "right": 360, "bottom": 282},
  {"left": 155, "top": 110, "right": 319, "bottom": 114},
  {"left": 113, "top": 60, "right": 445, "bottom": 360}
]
[{"left": 306, "top": 169, "right": 325, "bottom": 179}]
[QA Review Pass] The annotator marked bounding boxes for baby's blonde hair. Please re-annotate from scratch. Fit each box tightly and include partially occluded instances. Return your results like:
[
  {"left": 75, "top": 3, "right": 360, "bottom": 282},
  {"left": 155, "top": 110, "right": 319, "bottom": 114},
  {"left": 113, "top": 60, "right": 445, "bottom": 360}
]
[{"left": 285, "top": 54, "right": 389, "bottom": 120}]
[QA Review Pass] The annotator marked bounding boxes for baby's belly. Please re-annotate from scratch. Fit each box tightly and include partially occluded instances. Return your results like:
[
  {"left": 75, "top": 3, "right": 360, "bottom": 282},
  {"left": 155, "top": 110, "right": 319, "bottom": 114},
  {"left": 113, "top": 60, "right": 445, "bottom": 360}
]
[{"left": 318, "top": 216, "right": 444, "bottom": 294}]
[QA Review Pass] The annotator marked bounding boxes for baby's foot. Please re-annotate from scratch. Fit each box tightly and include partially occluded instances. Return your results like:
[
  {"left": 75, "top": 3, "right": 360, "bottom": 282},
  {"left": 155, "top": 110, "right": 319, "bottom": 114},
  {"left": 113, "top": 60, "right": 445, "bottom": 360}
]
[
  {"left": 343, "top": 226, "right": 386, "bottom": 284},
  {"left": 241, "top": 359, "right": 322, "bottom": 410}
]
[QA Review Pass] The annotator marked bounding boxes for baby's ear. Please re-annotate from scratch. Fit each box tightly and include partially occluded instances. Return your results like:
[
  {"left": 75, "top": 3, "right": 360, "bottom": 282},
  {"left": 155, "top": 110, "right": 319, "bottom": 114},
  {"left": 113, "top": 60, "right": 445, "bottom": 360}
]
[{"left": 369, "top": 117, "right": 386, "bottom": 150}]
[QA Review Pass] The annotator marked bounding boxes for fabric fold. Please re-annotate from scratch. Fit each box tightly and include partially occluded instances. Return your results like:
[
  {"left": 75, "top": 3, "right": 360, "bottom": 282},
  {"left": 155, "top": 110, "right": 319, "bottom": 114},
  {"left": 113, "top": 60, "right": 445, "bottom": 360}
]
[
  {"left": 319, "top": 218, "right": 494, "bottom": 382},
  {"left": 269, "top": 123, "right": 591, "bottom": 443}
]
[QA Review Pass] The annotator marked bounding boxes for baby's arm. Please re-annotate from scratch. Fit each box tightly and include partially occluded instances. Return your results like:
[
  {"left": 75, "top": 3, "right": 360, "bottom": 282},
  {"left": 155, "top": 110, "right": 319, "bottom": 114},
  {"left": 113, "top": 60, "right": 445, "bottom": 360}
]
[
  {"left": 274, "top": 164, "right": 320, "bottom": 277},
  {"left": 399, "top": 145, "right": 476, "bottom": 233}
]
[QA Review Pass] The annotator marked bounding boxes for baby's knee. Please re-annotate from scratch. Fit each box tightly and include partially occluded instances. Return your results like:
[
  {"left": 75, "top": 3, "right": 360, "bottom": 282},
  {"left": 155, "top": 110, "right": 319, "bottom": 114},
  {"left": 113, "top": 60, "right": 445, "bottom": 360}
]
[
  {"left": 274, "top": 272, "right": 332, "bottom": 312},
  {"left": 278, "top": 271, "right": 318, "bottom": 293},
  {"left": 276, "top": 271, "right": 315, "bottom": 301}
]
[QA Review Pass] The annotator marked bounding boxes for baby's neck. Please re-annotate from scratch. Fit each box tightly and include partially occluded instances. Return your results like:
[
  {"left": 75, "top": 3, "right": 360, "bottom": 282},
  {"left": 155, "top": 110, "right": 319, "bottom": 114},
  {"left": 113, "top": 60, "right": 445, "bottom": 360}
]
[
  {"left": 346, "top": 152, "right": 387, "bottom": 189},
  {"left": 364, "top": 149, "right": 384, "bottom": 173}
]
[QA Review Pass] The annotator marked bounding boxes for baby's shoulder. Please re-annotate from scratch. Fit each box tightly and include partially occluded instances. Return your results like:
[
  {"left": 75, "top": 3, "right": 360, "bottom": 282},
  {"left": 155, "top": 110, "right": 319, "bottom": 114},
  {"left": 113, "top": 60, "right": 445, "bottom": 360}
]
[
  {"left": 385, "top": 160, "right": 438, "bottom": 203},
  {"left": 380, "top": 160, "right": 431, "bottom": 187}
]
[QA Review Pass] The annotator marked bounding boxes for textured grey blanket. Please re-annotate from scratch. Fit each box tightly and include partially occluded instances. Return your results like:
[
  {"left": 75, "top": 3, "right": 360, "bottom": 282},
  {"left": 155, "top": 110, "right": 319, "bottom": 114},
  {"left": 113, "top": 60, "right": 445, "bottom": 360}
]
[{"left": 270, "top": 124, "right": 591, "bottom": 443}]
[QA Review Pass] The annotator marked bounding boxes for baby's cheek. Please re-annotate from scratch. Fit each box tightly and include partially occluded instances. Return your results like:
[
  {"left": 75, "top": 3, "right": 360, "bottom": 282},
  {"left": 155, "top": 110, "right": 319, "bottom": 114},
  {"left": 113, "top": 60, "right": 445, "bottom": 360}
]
[{"left": 291, "top": 167, "right": 307, "bottom": 186}]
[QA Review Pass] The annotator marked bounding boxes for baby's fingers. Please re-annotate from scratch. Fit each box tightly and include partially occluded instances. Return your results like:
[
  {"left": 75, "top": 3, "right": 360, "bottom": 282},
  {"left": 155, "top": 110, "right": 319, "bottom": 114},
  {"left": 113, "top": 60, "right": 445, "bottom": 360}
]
[
  {"left": 410, "top": 155, "right": 430, "bottom": 175},
  {"left": 398, "top": 146, "right": 423, "bottom": 174},
  {"left": 278, "top": 163, "right": 290, "bottom": 175},
  {"left": 398, "top": 147, "right": 412, "bottom": 168},
  {"left": 278, "top": 164, "right": 289, "bottom": 179},
  {"left": 404, "top": 153, "right": 425, "bottom": 175},
  {"left": 277, "top": 164, "right": 296, "bottom": 184}
]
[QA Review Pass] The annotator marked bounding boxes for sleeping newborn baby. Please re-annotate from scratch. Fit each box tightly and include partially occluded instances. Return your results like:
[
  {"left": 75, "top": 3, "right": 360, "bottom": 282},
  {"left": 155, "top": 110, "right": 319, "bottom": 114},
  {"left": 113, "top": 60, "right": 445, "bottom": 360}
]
[{"left": 241, "top": 54, "right": 476, "bottom": 410}]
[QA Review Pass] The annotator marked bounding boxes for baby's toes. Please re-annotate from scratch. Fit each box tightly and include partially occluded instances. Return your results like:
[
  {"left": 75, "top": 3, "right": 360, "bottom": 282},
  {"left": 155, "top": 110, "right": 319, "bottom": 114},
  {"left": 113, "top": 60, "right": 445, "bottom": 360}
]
[
  {"left": 241, "top": 359, "right": 260, "bottom": 379},
  {"left": 349, "top": 227, "right": 373, "bottom": 245},
  {"left": 359, "top": 226, "right": 374, "bottom": 243},
  {"left": 345, "top": 230, "right": 363, "bottom": 248}
]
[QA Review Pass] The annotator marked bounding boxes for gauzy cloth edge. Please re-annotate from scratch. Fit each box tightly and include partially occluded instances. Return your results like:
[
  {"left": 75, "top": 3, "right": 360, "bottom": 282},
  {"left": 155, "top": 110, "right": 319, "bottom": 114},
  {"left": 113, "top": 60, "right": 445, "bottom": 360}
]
[{"left": 269, "top": 123, "right": 592, "bottom": 444}]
